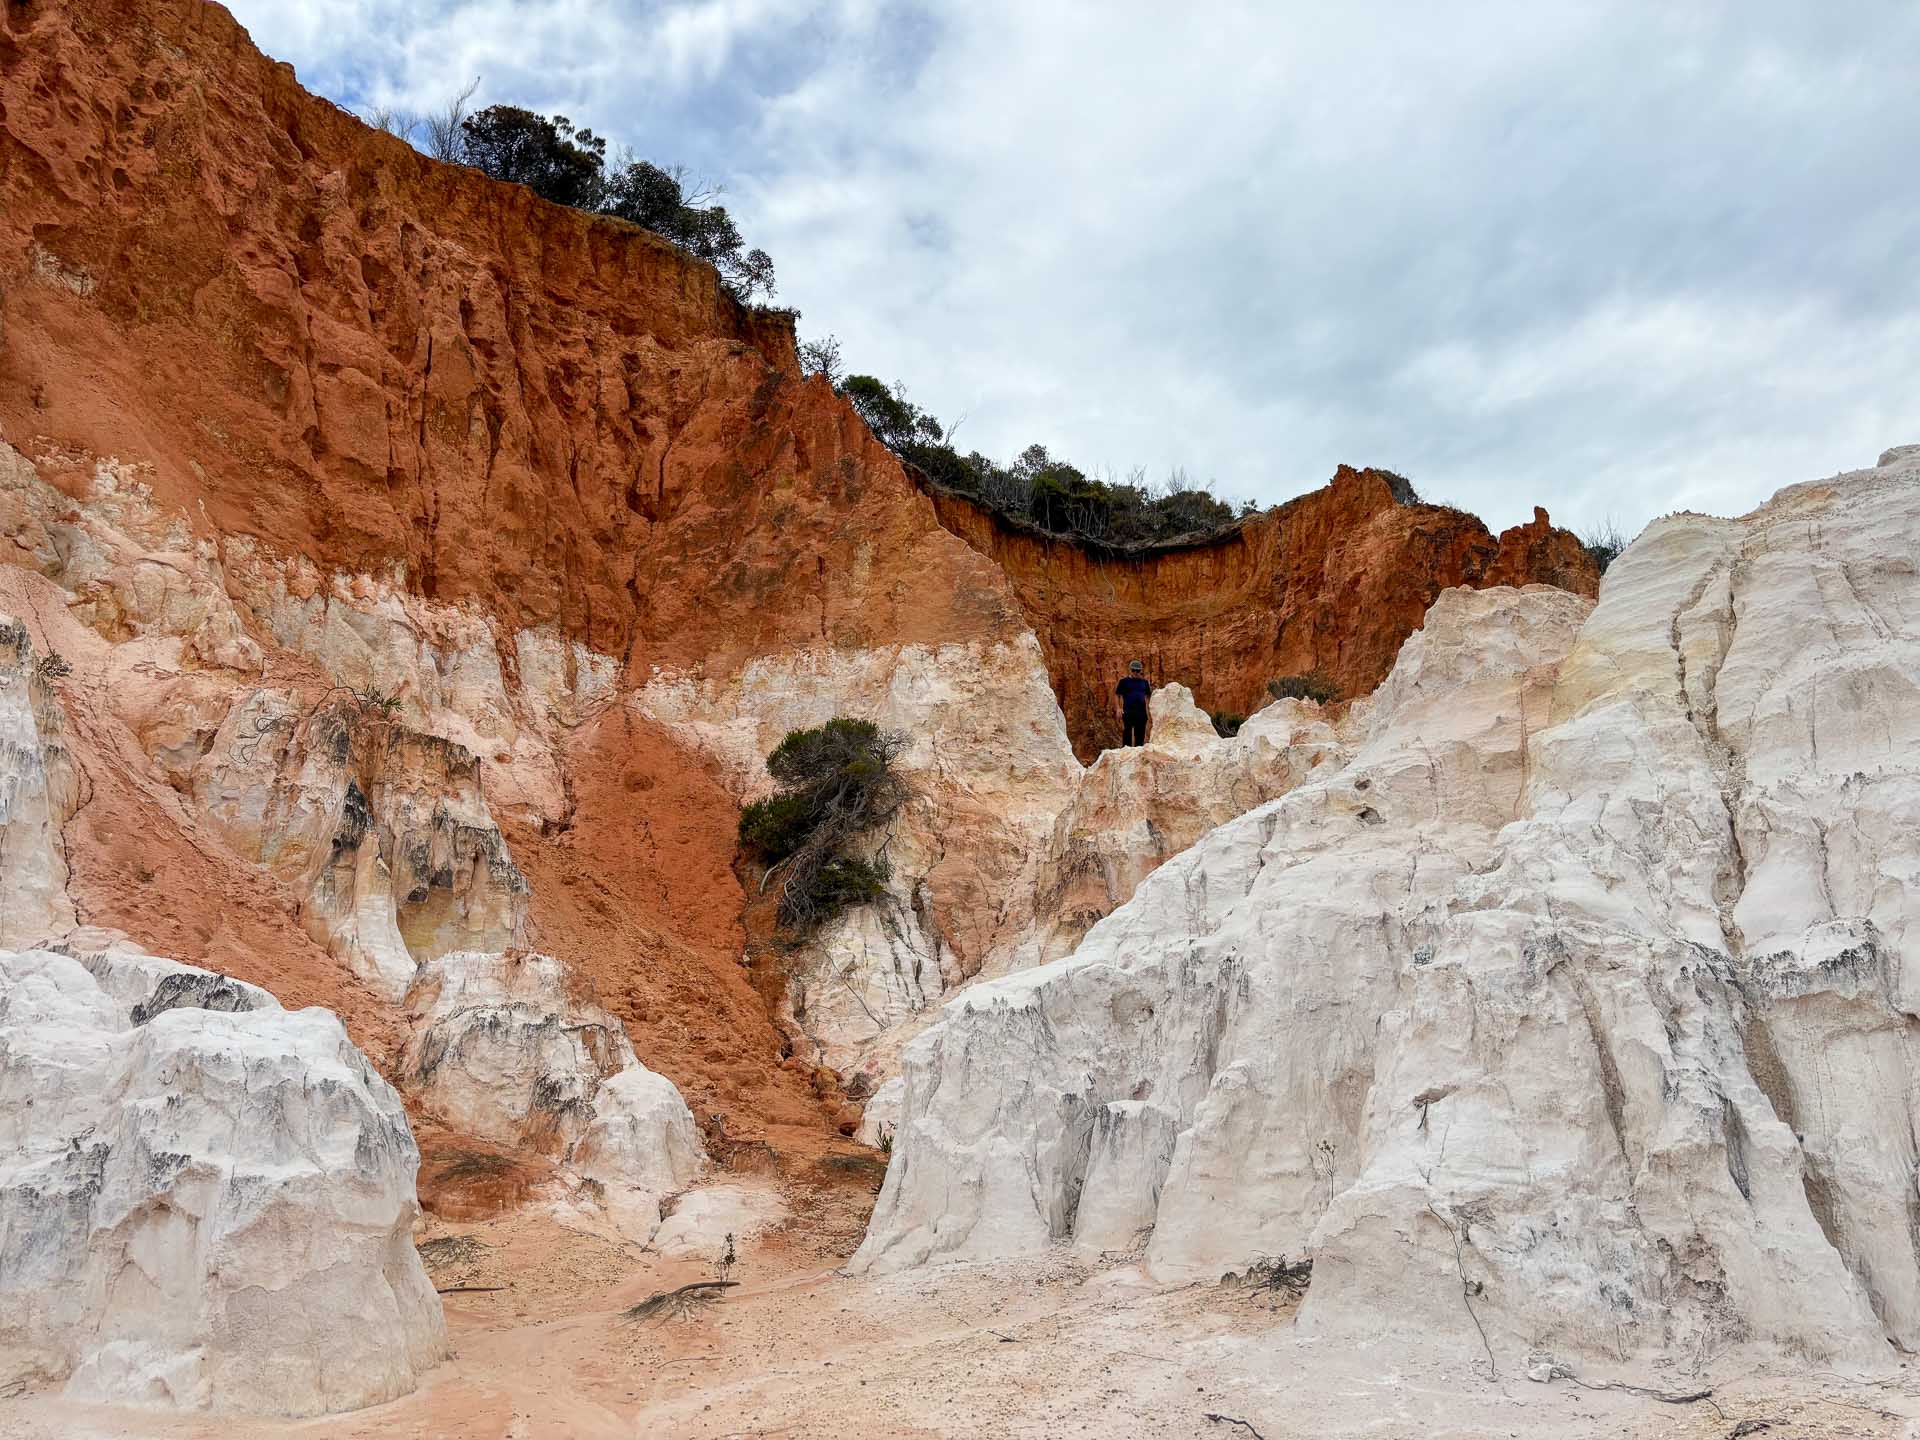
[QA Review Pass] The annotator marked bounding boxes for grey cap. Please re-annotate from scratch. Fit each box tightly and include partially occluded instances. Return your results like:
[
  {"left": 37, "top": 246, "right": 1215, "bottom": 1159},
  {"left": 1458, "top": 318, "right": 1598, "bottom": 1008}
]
[{"left": 1129, "top": 660, "right": 1143, "bottom": 673}]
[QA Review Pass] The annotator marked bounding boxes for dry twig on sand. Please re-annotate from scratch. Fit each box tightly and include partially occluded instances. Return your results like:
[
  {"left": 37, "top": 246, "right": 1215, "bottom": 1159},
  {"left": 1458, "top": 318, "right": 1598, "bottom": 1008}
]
[
  {"left": 1426, "top": 1202, "right": 1497, "bottom": 1381},
  {"left": 623, "top": 1280, "right": 740, "bottom": 1324},
  {"left": 1203, "top": 1413, "right": 1267, "bottom": 1440}
]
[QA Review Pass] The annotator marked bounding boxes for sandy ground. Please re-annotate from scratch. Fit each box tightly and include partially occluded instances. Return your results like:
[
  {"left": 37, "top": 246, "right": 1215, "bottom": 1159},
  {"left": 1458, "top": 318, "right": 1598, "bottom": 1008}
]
[{"left": 6, "top": 1161, "right": 1917, "bottom": 1440}]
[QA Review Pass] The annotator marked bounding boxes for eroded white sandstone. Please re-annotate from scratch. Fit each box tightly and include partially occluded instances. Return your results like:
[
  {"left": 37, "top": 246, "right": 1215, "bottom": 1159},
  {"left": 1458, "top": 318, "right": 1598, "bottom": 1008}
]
[
  {"left": 400, "top": 949, "right": 702, "bottom": 1239},
  {"left": 0, "top": 616, "right": 76, "bottom": 946},
  {"left": 857, "top": 448, "right": 1920, "bottom": 1369},
  {"left": 0, "top": 946, "right": 446, "bottom": 1414},
  {"left": 192, "top": 691, "right": 528, "bottom": 998},
  {"left": 1024, "top": 682, "right": 1340, "bottom": 966}
]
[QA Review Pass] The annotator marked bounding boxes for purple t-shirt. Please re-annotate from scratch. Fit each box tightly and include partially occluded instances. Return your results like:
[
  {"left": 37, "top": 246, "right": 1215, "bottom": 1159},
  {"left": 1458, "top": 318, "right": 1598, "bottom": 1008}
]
[{"left": 1115, "top": 676, "right": 1151, "bottom": 714}]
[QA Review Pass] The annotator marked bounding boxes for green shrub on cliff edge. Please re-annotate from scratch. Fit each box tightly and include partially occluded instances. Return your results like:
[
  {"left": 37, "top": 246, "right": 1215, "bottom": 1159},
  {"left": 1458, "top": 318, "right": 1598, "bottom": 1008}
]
[
  {"left": 441, "top": 100, "right": 778, "bottom": 304},
  {"left": 799, "top": 353, "right": 1246, "bottom": 550},
  {"left": 738, "top": 718, "right": 909, "bottom": 933}
]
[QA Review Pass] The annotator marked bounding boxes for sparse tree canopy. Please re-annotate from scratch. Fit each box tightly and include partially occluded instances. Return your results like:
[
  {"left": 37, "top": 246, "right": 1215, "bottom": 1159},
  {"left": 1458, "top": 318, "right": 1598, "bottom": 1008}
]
[
  {"left": 797, "top": 334, "right": 845, "bottom": 386},
  {"left": 423, "top": 78, "right": 479, "bottom": 163},
  {"left": 460, "top": 105, "right": 607, "bottom": 209},
  {"left": 429, "top": 95, "right": 778, "bottom": 304},
  {"left": 835, "top": 373, "right": 1240, "bottom": 548}
]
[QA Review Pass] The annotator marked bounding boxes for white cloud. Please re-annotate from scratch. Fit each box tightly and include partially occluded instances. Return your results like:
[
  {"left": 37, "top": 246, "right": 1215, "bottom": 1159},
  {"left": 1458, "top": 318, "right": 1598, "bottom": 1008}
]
[{"left": 228, "top": 0, "right": 1920, "bottom": 533}]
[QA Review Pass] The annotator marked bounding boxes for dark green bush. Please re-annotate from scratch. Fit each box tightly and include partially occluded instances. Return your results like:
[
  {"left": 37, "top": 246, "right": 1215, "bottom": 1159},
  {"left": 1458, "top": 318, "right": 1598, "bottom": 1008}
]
[
  {"left": 738, "top": 793, "right": 815, "bottom": 862},
  {"left": 828, "top": 372, "right": 1240, "bottom": 549},
  {"left": 801, "top": 856, "right": 892, "bottom": 913},
  {"left": 739, "top": 718, "right": 909, "bottom": 933},
  {"left": 1268, "top": 672, "right": 1339, "bottom": 705},
  {"left": 445, "top": 102, "right": 776, "bottom": 302},
  {"left": 766, "top": 717, "right": 888, "bottom": 787},
  {"left": 1209, "top": 710, "right": 1246, "bottom": 739},
  {"left": 459, "top": 105, "right": 606, "bottom": 209}
]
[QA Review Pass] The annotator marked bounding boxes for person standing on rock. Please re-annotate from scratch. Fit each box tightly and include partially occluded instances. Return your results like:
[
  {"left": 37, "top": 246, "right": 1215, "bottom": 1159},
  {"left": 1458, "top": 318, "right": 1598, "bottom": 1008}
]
[{"left": 1115, "top": 660, "right": 1152, "bottom": 747}]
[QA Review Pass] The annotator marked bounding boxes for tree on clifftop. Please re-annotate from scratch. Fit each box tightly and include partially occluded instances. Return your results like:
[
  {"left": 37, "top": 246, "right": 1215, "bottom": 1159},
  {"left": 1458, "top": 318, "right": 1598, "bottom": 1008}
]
[
  {"left": 603, "top": 160, "right": 775, "bottom": 301},
  {"left": 459, "top": 105, "right": 608, "bottom": 209},
  {"left": 448, "top": 103, "right": 777, "bottom": 303}
]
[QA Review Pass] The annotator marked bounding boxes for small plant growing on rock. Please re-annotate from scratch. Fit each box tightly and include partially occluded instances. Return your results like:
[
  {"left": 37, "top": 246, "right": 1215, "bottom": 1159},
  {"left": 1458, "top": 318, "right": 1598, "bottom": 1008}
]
[
  {"left": 1209, "top": 709, "right": 1245, "bottom": 739},
  {"left": 1267, "top": 672, "right": 1338, "bottom": 706},
  {"left": 34, "top": 650, "right": 72, "bottom": 681},
  {"left": 738, "top": 717, "right": 909, "bottom": 934},
  {"left": 354, "top": 684, "right": 403, "bottom": 717},
  {"left": 1580, "top": 517, "right": 1628, "bottom": 575}
]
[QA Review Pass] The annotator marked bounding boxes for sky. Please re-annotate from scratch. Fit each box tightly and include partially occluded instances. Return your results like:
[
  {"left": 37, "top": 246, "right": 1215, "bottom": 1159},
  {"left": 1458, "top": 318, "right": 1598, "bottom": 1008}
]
[{"left": 228, "top": 0, "right": 1920, "bottom": 536}]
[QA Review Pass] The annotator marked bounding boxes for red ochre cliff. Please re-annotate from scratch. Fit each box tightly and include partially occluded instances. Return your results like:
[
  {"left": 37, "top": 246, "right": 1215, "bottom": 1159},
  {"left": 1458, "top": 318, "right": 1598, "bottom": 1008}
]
[
  {"left": 0, "top": 0, "right": 1594, "bottom": 1149},
  {"left": 922, "top": 467, "right": 1599, "bottom": 758}
]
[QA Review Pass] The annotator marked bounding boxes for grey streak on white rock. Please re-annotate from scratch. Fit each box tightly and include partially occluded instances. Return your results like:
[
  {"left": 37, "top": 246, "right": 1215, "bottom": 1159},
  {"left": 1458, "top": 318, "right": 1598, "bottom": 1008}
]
[
  {"left": 0, "top": 946, "right": 447, "bottom": 1415},
  {"left": 857, "top": 450, "right": 1920, "bottom": 1369}
]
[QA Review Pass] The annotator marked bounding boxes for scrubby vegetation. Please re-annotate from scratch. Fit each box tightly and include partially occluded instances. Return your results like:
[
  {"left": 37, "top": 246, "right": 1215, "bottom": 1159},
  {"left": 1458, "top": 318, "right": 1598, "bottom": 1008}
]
[
  {"left": 398, "top": 84, "right": 1241, "bottom": 539},
  {"left": 1209, "top": 710, "right": 1245, "bottom": 739},
  {"left": 1580, "top": 518, "right": 1629, "bottom": 574},
  {"left": 738, "top": 719, "right": 909, "bottom": 933},
  {"left": 802, "top": 344, "right": 1248, "bottom": 550},
  {"left": 1268, "top": 672, "right": 1339, "bottom": 705},
  {"left": 390, "top": 88, "right": 778, "bottom": 304}
]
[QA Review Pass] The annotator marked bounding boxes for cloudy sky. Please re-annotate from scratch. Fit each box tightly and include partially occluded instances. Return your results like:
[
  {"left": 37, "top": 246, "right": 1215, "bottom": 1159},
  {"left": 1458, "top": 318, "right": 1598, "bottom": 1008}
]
[{"left": 230, "top": 0, "right": 1920, "bottom": 535}]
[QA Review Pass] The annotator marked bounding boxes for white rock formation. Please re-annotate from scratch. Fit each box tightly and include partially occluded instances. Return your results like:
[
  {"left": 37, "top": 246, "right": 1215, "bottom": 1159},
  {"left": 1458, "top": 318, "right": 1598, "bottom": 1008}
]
[
  {"left": 651, "top": 1183, "right": 788, "bottom": 1260},
  {"left": 856, "top": 447, "right": 1920, "bottom": 1369},
  {"left": 1025, "top": 682, "right": 1340, "bottom": 965},
  {"left": 0, "top": 616, "right": 76, "bottom": 946},
  {"left": 400, "top": 949, "right": 702, "bottom": 1239},
  {"left": 0, "top": 945, "right": 445, "bottom": 1415},
  {"left": 193, "top": 692, "right": 529, "bottom": 999}
]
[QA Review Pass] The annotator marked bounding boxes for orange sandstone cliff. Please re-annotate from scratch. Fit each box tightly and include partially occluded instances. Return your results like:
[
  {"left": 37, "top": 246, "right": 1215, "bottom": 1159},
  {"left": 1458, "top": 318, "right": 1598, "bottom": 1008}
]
[
  {"left": 923, "top": 468, "right": 1599, "bottom": 758},
  {"left": 0, "top": 0, "right": 1594, "bottom": 1163},
  {"left": 0, "top": 0, "right": 1034, "bottom": 1157}
]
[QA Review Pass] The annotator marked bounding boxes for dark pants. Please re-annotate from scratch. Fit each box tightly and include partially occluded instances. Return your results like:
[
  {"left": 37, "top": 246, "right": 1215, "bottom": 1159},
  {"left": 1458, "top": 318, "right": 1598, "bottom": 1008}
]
[{"left": 1122, "top": 709, "right": 1147, "bottom": 746}]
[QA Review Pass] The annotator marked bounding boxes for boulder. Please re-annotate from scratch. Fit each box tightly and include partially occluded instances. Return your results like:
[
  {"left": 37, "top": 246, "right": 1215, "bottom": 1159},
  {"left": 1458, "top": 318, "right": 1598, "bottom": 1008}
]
[
  {"left": 400, "top": 949, "right": 702, "bottom": 1239},
  {"left": 0, "top": 946, "right": 445, "bottom": 1415}
]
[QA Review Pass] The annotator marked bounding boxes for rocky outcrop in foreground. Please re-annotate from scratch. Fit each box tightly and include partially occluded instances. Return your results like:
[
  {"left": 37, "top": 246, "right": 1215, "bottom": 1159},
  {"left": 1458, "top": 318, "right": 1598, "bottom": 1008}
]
[
  {"left": 0, "top": 938, "right": 446, "bottom": 1414},
  {"left": 859, "top": 448, "right": 1920, "bottom": 1369}
]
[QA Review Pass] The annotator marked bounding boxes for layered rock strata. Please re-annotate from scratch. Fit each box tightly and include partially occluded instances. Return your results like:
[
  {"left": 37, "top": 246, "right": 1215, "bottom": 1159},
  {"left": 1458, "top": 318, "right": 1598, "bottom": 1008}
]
[{"left": 925, "top": 467, "right": 1599, "bottom": 759}]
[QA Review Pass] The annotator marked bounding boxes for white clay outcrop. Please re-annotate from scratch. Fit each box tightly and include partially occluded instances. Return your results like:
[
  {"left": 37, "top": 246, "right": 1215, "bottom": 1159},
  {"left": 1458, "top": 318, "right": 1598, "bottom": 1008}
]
[
  {"left": 1025, "top": 681, "right": 1340, "bottom": 964},
  {"left": 193, "top": 691, "right": 530, "bottom": 999},
  {"left": 0, "top": 944, "right": 446, "bottom": 1414},
  {"left": 0, "top": 615, "right": 76, "bottom": 947},
  {"left": 857, "top": 449, "right": 1920, "bottom": 1369},
  {"left": 400, "top": 949, "right": 702, "bottom": 1238}
]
